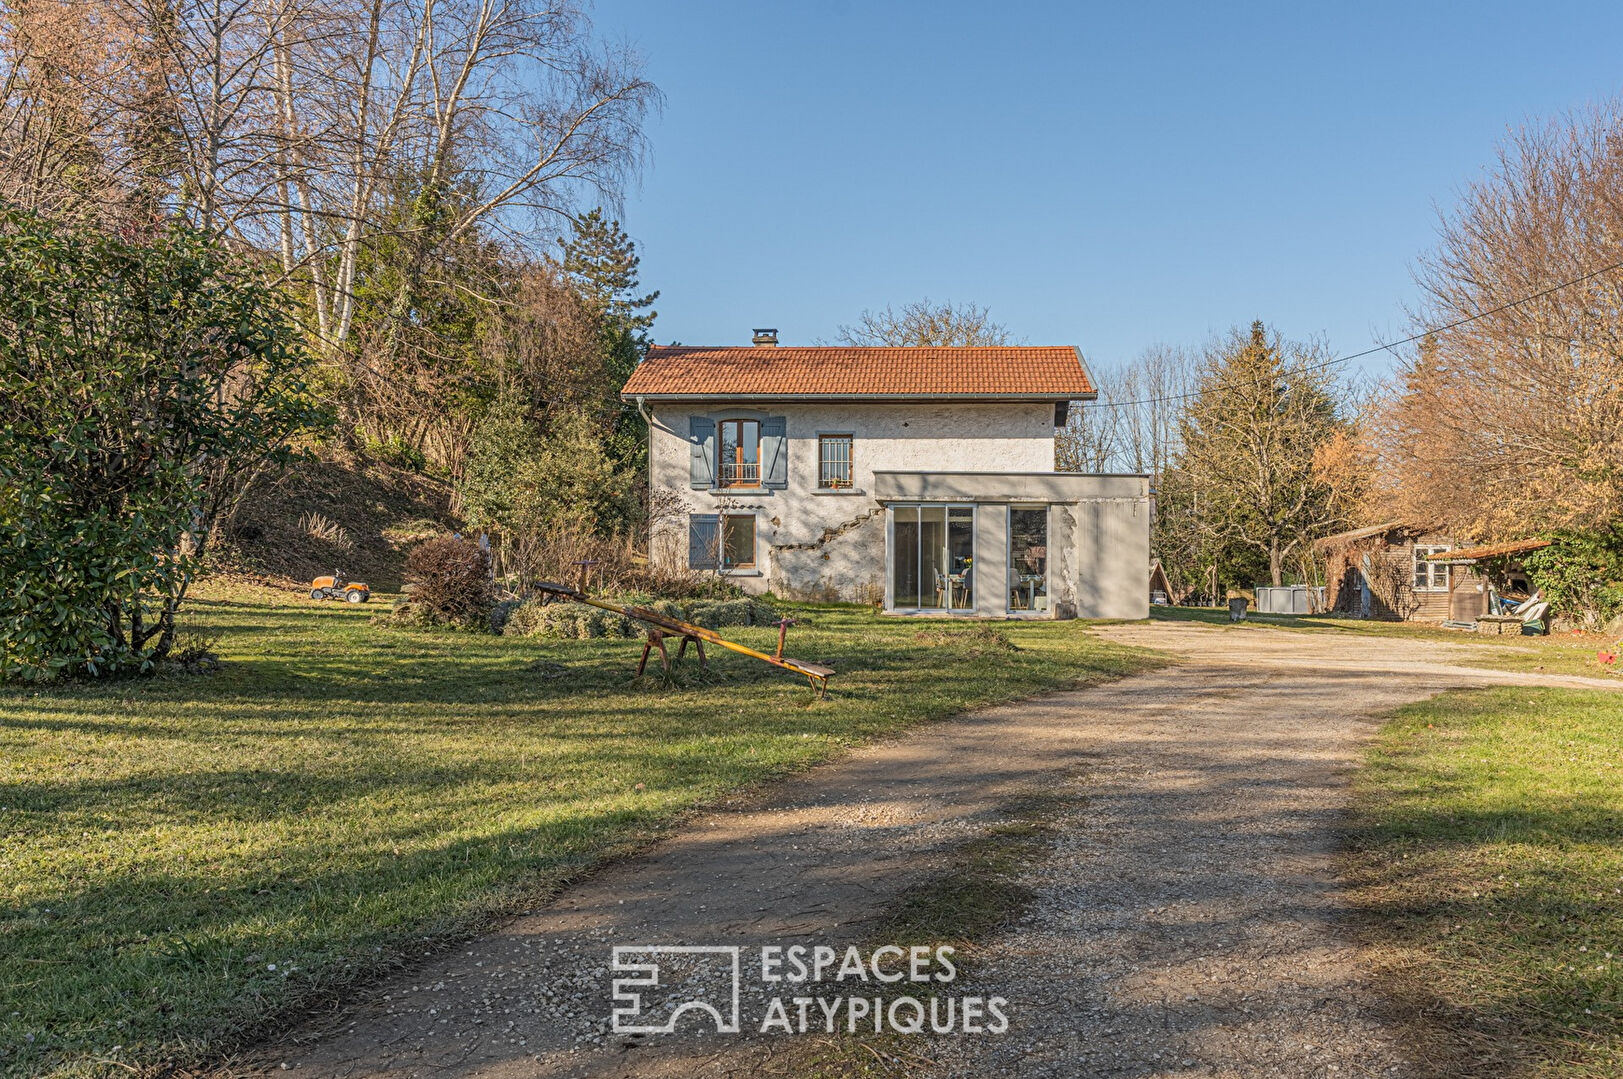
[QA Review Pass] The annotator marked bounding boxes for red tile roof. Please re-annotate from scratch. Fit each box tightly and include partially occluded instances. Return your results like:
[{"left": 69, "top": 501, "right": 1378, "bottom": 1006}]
[{"left": 621, "top": 345, "right": 1096, "bottom": 400}]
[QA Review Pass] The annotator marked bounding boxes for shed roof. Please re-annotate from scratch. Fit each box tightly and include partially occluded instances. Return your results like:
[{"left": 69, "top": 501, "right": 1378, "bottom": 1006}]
[
  {"left": 1422, "top": 538, "right": 1551, "bottom": 562},
  {"left": 1313, "top": 521, "right": 1405, "bottom": 550},
  {"left": 620, "top": 345, "right": 1096, "bottom": 401}
]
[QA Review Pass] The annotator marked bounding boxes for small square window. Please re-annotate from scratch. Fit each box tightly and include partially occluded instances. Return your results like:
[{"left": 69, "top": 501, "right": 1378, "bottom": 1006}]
[
  {"left": 819, "top": 435, "right": 853, "bottom": 488},
  {"left": 722, "top": 514, "right": 755, "bottom": 569}
]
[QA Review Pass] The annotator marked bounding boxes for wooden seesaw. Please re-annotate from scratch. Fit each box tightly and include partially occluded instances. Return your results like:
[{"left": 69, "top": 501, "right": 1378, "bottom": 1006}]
[{"left": 532, "top": 581, "right": 834, "bottom": 698}]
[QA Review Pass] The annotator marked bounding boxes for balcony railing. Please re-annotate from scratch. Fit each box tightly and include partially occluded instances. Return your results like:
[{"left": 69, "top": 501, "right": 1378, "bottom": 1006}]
[{"left": 719, "top": 461, "right": 760, "bottom": 487}]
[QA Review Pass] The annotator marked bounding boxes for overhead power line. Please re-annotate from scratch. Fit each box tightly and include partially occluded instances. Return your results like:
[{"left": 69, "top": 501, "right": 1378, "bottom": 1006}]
[{"left": 1076, "top": 256, "right": 1623, "bottom": 412}]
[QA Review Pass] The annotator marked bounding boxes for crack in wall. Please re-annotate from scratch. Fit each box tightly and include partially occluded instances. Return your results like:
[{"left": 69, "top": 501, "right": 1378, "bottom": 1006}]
[{"left": 769, "top": 507, "right": 884, "bottom": 553}]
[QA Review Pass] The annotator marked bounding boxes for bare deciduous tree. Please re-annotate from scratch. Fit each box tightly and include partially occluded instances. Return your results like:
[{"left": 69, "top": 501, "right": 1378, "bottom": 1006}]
[
  {"left": 0, "top": 0, "right": 658, "bottom": 351},
  {"left": 1391, "top": 102, "right": 1623, "bottom": 537},
  {"left": 832, "top": 298, "right": 1012, "bottom": 347},
  {"left": 1058, "top": 343, "right": 1195, "bottom": 474},
  {"left": 0, "top": 0, "right": 163, "bottom": 222}
]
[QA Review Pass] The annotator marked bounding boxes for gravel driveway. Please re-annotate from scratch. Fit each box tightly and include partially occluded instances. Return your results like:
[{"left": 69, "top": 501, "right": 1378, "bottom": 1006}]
[{"left": 234, "top": 621, "right": 1618, "bottom": 1079}]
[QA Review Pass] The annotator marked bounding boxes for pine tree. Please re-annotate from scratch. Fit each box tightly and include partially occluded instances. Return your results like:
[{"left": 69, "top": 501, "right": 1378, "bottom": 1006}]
[
  {"left": 121, "top": 0, "right": 184, "bottom": 219},
  {"left": 557, "top": 209, "right": 659, "bottom": 471},
  {"left": 559, "top": 208, "right": 659, "bottom": 332}
]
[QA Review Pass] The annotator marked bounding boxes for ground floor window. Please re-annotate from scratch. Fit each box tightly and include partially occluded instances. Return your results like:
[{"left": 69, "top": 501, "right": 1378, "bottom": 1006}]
[
  {"left": 687, "top": 513, "right": 756, "bottom": 571},
  {"left": 891, "top": 504, "right": 974, "bottom": 611},
  {"left": 1413, "top": 544, "right": 1450, "bottom": 591},
  {"left": 722, "top": 514, "right": 756, "bottom": 570},
  {"left": 1009, "top": 506, "right": 1049, "bottom": 612}
]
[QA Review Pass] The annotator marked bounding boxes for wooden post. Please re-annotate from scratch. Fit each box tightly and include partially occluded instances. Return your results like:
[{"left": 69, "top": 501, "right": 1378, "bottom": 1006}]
[
  {"left": 572, "top": 559, "right": 603, "bottom": 594},
  {"left": 638, "top": 627, "right": 673, "bottom": 676}
]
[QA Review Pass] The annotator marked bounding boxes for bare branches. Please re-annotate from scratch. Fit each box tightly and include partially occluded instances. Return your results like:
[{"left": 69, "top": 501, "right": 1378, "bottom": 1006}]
[
  {"left": 832, "top": 299, "right": 1013, "bottom": 347},
  {"left": 0, "top": 0, "right": 658, "bottom": 349},
  {"left": 1059, "top": 343, "right": 1194, "bottom": 474},
  {"left": 1395, "top": 102, "right": 1623, "bottom": 537}
]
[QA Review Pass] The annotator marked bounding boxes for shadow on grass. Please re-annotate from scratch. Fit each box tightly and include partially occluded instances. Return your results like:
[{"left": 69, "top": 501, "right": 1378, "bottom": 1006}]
[
  {"left": 0, "top": 802, "right": 669, "bottom": 1076},
  {"left": 1345, "top": 690, "right": 1623, "bottom": 1077},
  {"left": 0, "top": 591, "right": 1159, "bottom": 1076}
]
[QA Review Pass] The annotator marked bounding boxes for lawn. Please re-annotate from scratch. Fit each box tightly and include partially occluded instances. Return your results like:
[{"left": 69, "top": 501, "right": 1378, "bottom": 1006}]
[
  {"left": 1153, "top": 605, "right": 1623, "bottom": 681},
  {"left": 0, "top": 582, "right": 1159, "bottom": 1077},
  {"left": 1347, "top": 688, "right": 1623, "bottom": 1077}
]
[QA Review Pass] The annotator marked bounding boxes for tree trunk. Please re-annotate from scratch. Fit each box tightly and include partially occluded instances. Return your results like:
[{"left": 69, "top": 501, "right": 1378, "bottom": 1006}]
[{"left": 1269, "top": 539, "right": 1283, "bottom": 587}]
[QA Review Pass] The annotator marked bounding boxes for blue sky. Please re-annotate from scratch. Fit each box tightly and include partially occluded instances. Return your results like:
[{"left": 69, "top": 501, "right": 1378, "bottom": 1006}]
[{"left": 587, "top": 1, "right": 1623, "bottom": 378}]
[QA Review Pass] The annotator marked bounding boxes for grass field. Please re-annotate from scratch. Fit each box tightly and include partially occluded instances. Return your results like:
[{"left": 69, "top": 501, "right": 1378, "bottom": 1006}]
[
  {"left": 0, "top": 582, "right": 1158, "bottom": 1077},
  {"left": 1153, "top": 605, "right": 1623, "bottom": 681},
  {"left": 1347, "top": 688, "right": 1623, "bottom": 1077}
]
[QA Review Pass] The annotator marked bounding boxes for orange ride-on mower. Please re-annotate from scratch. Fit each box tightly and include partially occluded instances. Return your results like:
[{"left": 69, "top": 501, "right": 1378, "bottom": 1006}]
[{"left": 310, "top": 571, "right": 370, "bottom": 604}]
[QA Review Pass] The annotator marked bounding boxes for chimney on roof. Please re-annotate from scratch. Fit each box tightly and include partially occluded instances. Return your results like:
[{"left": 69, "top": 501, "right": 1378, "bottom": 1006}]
[{"left": 751, "top": 328, "right": 779, "bottom": 346}]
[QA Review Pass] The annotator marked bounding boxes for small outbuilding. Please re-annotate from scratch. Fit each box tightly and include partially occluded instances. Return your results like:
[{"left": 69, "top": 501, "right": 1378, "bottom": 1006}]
[{"left": 1316, "top": 523, "right": 1485, "bottom": 622}]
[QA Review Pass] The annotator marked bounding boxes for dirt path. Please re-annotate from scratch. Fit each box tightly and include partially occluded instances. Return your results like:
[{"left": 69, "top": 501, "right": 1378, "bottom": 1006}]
[{"left": 234, "top": 622, "right": 1618, "bottom": 1079}]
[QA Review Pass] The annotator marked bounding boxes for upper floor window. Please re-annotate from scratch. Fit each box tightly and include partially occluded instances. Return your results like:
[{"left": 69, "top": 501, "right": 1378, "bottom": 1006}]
[
  {"left": 718, "top": 419, "right": 760, "bottom": 487},
  {"left": 1413, "top": 545, "right": 1450, "bottom": 591},
  {"left": 819, "top": 434, "right": 854, "bottom": 488}
]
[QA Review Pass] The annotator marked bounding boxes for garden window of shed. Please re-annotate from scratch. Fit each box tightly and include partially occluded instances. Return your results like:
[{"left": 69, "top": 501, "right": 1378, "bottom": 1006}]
[{"left": 1413, "top": 545, "right": 1450, "bottom": 591}]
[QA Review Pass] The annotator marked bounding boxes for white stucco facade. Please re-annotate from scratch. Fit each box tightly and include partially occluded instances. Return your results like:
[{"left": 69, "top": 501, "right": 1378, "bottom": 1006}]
[{"left": 643, "top": 399, "right": 1151, "bottom": 620}]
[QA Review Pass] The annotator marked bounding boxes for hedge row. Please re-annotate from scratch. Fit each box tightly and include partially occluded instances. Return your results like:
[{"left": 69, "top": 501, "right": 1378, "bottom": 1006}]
[{"left": 501, "top": 596, "right": 782, "bottom": 639}]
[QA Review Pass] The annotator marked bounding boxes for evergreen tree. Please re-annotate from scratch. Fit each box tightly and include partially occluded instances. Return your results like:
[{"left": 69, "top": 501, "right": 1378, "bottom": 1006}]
[
  {"left": 1171, "top": 321, "right": 1351, "bottom": 588},
  {"left": 559, "top": 208, "right": 659, "bottom": 332},
  {"left": 121, "top": 0, "right": 184, "bottom": 219},
  {"left": 344, "top": 172, "right": 505, "bottom": 462},
  {"left": 558, "top": 209, "right": 658, "bottom": 470}
]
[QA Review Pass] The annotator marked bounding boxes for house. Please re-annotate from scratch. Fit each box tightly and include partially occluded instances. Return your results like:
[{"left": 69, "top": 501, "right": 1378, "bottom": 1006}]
[
  {"left": 1315, "top": 522, "right": 1538, "bottom": 622},
  {"left": 620, "top": 330, "right": 1150, "bottom": 619}
]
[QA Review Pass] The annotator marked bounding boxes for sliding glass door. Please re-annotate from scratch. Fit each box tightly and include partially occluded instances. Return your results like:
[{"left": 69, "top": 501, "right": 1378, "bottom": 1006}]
[
  {"left": 893, "top": 507, "right": 921, "bottom": 607},
  {"left": 891, "top": 505, "right": 975, "bottom": 611}
]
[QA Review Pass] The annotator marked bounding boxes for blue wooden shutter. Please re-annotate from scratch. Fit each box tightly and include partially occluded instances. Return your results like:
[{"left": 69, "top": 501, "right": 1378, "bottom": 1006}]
[
  {"left": 688, "top": 514, "right": 720, "bottom": 569},
  {"left": 761, "top": 416, "right": 787, "bottom": 488},
  {"left": 688, "top": 417, "right": 715, "bottom": 489}
]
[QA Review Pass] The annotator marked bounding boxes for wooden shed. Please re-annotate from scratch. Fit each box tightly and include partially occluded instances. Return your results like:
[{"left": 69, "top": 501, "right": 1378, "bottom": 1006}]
[
  {"left": 1315, "top": 522, "right": 1496, "bottom": 622},
  {"left": 1149, "top": 559, "right": 1174, "bottom": 606}
]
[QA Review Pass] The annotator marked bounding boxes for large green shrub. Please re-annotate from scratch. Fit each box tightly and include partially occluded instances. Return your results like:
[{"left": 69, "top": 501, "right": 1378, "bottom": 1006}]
[
  {"left": 459, "top": 401, "right": 638, "bottom": 548},
  {"left": 0, "top": 210, "right": 324, "bottom": 680},
  {"left": 1524, "top": 529, "right": 1623, "bottom": 627}
]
